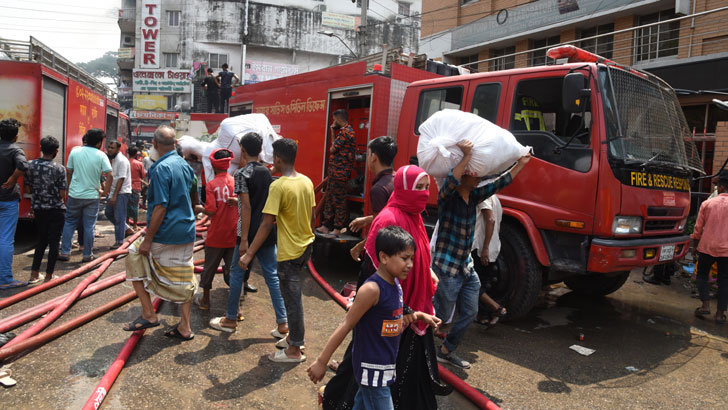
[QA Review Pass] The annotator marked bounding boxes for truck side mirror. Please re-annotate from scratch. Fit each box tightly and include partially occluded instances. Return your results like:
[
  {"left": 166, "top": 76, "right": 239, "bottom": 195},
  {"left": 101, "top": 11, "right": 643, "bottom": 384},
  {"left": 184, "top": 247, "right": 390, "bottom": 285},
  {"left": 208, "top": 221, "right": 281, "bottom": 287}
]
[{"left": 562, "top": 72, "right": 590, "bottom": 113}]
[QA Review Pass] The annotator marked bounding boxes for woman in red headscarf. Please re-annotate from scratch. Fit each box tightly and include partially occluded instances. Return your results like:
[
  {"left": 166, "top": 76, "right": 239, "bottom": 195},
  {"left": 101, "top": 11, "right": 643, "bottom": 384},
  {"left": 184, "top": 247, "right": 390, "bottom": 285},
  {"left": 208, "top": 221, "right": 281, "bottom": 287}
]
[{"left": 322, "top": 165, "right": 449, "bottom": 410}]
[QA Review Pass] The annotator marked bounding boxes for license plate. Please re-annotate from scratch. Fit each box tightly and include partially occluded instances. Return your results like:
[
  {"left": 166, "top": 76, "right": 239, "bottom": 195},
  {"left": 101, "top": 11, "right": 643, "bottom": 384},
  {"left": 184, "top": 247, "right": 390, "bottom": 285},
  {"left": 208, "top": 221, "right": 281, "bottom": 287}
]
[{"left": 659, "top": 245, "right": 675, "bottom": 261}]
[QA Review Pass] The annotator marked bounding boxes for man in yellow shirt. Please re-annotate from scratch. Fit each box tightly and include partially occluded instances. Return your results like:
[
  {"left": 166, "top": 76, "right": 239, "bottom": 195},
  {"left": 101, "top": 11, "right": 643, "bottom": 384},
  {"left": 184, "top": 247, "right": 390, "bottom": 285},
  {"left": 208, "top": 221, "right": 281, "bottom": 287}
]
[{"left": 240, "top": 138, "right": 315, "bottom": 363}]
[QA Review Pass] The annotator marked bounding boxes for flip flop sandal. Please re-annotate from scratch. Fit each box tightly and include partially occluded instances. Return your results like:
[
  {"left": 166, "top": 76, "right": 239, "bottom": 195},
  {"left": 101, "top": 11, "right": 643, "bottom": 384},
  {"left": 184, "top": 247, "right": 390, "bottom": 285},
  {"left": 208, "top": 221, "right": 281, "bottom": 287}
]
[
  {"left": 28, "top": 277, "right": 43, "bottom": 285},
  {"left": 164, "top": 325, "right": 195, "bottom": 341},
  {"left": 123, "top": 316, "right": 160, "bottom": 332},
  {"left": 275, "top": 337, "right": 305, "bottom": 350},
  {"left": 268, "top": 349, "right": 306, "bottom": 363},
  {"left": 193, "top": 296, "right": 210, "bottom": 310},
  {"left": 0, "top": 280, "right": 28, "bottom": 290},
  {"left": 237, "top": 314, "right": 245, "bottom": 322},
  {"left": 694, "top": 308, "right": 711, "bottom": 318},
  {"left": 270, "top": 328, "right": 288, "bottom": 339},
  {"left": 0, "top": 368, "right": 16, "bottom": 387},
  {"left": 209, "top": 317, "right": 236, "bottom": 333}
]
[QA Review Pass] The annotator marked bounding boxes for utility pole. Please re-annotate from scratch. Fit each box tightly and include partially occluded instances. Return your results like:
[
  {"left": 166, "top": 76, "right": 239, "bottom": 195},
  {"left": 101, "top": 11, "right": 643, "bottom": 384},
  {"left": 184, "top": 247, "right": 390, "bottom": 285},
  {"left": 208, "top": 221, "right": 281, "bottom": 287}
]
[{"left": 359, "top": 0, "right": 368, "bottom": 58}]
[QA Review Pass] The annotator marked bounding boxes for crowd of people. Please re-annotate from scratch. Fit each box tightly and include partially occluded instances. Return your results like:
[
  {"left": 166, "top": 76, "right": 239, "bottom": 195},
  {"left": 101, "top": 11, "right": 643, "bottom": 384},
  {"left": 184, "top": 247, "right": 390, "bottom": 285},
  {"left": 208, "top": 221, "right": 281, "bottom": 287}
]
[{"left": 2, "top": 109, "right": 727, "bottom": 410}]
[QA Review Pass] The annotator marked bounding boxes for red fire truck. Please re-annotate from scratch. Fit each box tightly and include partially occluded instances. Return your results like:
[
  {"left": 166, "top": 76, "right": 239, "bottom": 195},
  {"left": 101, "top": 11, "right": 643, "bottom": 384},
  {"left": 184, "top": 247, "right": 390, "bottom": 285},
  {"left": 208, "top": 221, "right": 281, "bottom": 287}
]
[
  {"left": 230, "top": 48, "right": 703, "bottom": 317},
  {"left": 0, "top": 37, "right": 131, "bottom": 219}
]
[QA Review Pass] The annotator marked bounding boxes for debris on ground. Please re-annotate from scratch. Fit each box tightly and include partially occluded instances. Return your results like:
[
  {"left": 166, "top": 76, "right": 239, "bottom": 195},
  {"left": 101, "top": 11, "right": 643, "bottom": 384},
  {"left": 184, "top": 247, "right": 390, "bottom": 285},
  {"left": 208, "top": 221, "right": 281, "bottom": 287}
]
[{"left": 569, "top": 345, "right": 596, "bottom": 356}]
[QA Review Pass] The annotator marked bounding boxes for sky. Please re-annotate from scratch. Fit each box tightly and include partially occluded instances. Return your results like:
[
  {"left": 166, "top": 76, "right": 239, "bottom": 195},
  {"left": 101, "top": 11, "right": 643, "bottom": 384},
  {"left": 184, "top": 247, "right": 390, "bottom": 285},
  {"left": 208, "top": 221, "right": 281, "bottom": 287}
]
[{"left": 0, "top": 1, "right": 121, "bottom": 64}]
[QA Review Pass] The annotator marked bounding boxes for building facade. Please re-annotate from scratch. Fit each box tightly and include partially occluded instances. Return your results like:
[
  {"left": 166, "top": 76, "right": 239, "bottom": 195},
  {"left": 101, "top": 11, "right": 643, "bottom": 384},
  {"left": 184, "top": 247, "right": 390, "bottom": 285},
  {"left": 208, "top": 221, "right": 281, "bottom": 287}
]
[
  {"left": 420, "top": 0, "right": 728, "bottom": 188},
  {"left": 118, "top": 0, "right": 421, "bottom": 138}
]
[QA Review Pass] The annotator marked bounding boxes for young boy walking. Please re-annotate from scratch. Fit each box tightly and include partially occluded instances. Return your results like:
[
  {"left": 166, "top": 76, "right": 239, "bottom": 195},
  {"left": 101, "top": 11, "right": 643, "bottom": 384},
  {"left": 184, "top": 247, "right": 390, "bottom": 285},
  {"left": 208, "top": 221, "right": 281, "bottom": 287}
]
[
  {"left": 194, "top": 149, "right": 238, "bottom": 310},
  {"left": 25, "top": 136, "right": 67, "bottom": 283},
  {"left": 240, "top": 138, "right": 315, "bottom": 363},
  {"left": 209, "top": 133, "right": 288, "bottom": 335},
  {"left": 432, "top": 140, "right": 530, "bottom": 369},
  {"left": 307, "top": 226, "right": 441, "bottom": 409}
]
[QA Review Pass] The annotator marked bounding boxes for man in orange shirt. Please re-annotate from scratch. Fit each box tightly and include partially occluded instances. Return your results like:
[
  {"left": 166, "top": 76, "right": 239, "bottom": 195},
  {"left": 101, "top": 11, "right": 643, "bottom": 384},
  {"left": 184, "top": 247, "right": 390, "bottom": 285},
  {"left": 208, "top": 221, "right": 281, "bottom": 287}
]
[
  {"left": 194, "top": 148, "right": 239, "bottom": 310},
  {"left": 126, "top": 147, "right": 146, "bottom": 233},
  {"left": 692, "top": 170, "right": 728, "bottom": 324}
]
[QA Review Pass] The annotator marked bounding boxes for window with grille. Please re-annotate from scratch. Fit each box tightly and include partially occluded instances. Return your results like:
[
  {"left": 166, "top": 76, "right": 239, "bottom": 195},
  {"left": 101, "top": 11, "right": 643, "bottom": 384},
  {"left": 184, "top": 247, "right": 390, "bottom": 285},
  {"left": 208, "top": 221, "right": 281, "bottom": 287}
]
[
  {"left": 163, "top": 53, "right": 178, "bottom": 68},
  {"left": 398, "top": 2, "right": 410, "bottom": 16},
  {"left": 167, "top": 11, "right": 180, "bottom": 27},
  {"left": 491, "top": 46, "right": 515, "bottom": 71},
  {"left": 459, "top": 54, "right": 479, "bottom": 73},
  {"left": 209, "top": 53, "right": 228, "bottom": 69},
  {"left": 530, "top": 36, "right": 560, "bottom": 66},
  {"left": 580, "top": 23, "right": 614, "bottom": 59},
  {"left": 635, "top": 10, "right": 679, "bottom": 62}
]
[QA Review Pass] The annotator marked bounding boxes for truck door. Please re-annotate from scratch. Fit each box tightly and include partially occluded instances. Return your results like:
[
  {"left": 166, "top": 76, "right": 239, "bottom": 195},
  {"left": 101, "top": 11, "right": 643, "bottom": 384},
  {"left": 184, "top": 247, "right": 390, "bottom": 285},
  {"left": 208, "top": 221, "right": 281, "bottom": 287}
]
[
  {"left": 325, "top": 86, "right": 372, "bottom": 201},
  {"left": 106, "top": 107, "right": 119, "bottom": 143},
  {"left": 41, "top": 77, "right": 66, "bottom": 164},
  {"left": 501, "top": 73, "right": 599, "bottom": 267}
]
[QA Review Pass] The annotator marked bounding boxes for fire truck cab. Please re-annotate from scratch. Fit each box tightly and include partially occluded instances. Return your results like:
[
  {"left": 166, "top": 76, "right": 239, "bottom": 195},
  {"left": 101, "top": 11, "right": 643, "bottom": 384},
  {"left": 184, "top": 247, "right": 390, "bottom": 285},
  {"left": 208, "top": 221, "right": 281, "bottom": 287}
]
[{"left": 396, "top": 47, "right": 703, "bottom": 316}]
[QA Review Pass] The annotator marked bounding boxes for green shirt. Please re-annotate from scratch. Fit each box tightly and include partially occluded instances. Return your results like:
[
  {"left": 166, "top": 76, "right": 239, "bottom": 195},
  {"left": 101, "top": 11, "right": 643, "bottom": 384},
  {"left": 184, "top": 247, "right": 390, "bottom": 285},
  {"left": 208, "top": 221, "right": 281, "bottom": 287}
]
[{"left": 66, "top": 146, "right": 112, "bottom": 199}]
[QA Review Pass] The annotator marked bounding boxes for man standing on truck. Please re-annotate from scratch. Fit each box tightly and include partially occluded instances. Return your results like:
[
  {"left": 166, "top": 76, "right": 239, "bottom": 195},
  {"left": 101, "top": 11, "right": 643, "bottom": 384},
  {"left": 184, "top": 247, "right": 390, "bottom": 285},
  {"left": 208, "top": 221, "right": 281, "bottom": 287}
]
[
  {"left": 316, "top": 109, "right": 356, "bottom": 238},
  {"left": 0, "top": 118, "right": 29, "bottom": 290},
  {"left": 216, "top": 64, "right": 239, "bottom": 114},
  {"left": 105, "top": 140, "right": 132, "bottom": 248},
  {"left": 202, "top": 68, "right": 220, "bottom": 113},
  {"left": 432, "top": 140, "right": 530, "bottom": 369},
  {"left": 58, "top": 129, "right": 113, "bottom": 263},
  {"left": 692, "top": 170, "right": 728, "bottom": 324}
]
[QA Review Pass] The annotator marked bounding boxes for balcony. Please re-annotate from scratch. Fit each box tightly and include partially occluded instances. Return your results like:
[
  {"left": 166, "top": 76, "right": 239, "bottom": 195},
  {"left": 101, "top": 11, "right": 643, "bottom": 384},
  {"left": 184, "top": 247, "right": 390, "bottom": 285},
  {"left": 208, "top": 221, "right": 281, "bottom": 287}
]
[{"left": 118, "top": 8, "right": 135, "bottom": 33}]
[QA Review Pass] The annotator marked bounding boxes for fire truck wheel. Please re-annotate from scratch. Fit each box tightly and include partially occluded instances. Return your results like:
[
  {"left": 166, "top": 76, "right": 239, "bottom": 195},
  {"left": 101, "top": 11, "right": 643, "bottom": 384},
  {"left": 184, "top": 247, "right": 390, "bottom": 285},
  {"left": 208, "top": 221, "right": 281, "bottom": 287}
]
[
  {"left": 564, "top": 271, "right": 630, "bottom": 296},
  {"left": 493, "top": 222, "right": 543, "bottom": 319}
]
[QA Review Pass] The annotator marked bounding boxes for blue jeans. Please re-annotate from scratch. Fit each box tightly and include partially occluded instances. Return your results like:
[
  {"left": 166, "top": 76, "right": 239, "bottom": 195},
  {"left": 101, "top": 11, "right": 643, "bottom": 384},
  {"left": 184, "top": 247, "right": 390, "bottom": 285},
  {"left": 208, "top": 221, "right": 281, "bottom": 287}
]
[
  {"left": 227, "top": 244, "right": 287, "bottom": 324},
  {"left": 433, "top": 271, "right": 481, "bottom": 353},
  {"left": 353, "top": 385, "right": 394, "bottom": 410},
  {"left": 61, "top": 197, "right": 99, "bottom": 258},
  {"left": 0, "top": 200, "right": 19, "bottom": 285},
  {"left": 104, "top": 193, "right": 130, "bottom": 244}
]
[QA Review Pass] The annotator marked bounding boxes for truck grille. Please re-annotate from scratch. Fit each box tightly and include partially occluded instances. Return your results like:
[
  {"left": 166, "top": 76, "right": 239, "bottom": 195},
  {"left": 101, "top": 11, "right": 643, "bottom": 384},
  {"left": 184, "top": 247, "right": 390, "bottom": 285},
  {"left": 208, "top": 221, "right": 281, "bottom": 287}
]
[
  {"left": 647, "top": 207, "right": 684, "bottom": 217},
  {"left": 644, "top": 220, "right": 677, "bottom": 231}
]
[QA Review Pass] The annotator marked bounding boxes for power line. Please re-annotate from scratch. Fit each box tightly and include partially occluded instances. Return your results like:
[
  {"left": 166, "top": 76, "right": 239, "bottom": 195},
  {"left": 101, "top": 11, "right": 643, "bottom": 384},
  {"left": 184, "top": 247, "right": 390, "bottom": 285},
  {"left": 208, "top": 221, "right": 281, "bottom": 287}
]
[
  {"left": 0, "top": 5, "right": 116, "bottom": 18},
  {"left": 0, "top": 14, "right": 117, "bottom": 24}
]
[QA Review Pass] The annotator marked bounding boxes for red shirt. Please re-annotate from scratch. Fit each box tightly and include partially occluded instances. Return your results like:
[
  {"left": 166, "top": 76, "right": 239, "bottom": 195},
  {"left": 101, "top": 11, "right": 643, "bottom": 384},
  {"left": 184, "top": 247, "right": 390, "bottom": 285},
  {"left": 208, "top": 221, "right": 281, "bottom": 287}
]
[
  {"left": 129, "top": 158, "right": 146, "bottom": 191},
  {"left": 691, "top": 193, "right": 728, "bottom": 257},
  {"left": 204, "top": 173, "right": 238, "bottom": 248}
]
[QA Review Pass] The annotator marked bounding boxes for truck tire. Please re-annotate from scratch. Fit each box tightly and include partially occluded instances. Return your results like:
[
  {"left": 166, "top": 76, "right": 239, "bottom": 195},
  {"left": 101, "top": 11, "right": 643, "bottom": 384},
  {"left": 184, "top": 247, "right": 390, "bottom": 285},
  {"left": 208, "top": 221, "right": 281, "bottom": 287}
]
[
  {"left": 564, "top": 271, "right": 630, "bottom": 296},
  {"left": 485, "top": 222, "right": 543, "bottom": 319}
]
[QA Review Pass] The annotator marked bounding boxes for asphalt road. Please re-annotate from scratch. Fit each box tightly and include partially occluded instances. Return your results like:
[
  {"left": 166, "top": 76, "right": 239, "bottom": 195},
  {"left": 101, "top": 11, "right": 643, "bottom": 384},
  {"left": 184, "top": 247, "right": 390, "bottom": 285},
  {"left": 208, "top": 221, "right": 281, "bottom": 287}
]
[{"left": 1, "top": 219, "right": 727, "bottom": 409}]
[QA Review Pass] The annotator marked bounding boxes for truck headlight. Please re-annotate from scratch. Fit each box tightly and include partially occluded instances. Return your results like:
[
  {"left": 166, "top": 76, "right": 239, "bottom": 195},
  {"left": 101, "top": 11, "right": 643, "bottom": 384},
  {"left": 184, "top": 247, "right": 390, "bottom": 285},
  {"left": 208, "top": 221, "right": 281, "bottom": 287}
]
[{"left": 612, "top": 216, "right": 642, "bottom": 235}]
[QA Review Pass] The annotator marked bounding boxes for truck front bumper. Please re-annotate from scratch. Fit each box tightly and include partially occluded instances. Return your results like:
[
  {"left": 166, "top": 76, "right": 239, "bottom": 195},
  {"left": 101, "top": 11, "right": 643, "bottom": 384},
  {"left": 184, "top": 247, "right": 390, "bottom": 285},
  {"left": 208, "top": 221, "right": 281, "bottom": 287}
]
[{"left": 587, "top": 235, "right": 690, "bottom": 273}]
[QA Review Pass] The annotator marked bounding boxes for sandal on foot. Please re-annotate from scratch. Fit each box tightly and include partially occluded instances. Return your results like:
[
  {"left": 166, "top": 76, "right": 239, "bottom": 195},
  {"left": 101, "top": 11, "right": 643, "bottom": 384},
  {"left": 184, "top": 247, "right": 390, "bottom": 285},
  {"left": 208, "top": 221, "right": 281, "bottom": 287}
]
[
  {"left": 487, "top": 307, "right": 507, "bottom": 328},
  {"left": 123, "top": 316, "right": 160, "bottom": 331},
  {"left": 270, "top": 328, "right": 288, "bottom": 339},
  {"left": 275, "top": 337, "right": 305, "bottom": 350},
  {"left": 268, "top": 349, "right": 306, "bottom": 363},
  {"left": 209, "top": 317, "right": 236, "bottom": 333},
  {"left": 164, "top": 325, "right": 194, "bottom": 340},
  {"left": 193, "top": 296, "right": 210, "bottom": 310},
  {"left": 716, "top": 314, "right": 727, "bottom": 324},
  {"left": 694, "top": 308, "right": 711, "bottom": 318},
  {"left": 0, "top": 280, "right": 28, "bottom": 290},
  {"left": 28, "top": 277, "right": 42, "bottom": 285}
]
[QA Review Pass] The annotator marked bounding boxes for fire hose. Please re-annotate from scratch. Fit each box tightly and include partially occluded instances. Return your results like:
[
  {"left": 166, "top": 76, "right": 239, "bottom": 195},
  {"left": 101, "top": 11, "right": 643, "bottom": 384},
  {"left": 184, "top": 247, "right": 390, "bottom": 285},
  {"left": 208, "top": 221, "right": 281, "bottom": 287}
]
[
  {"left": 0, "top": 230, "right": 143, "bottom": 310},
  {"left": 306, "top": 260, "right": 501, "bottom": 410},
  {"left": 0, "top": 291, "right": 138, "bottom": 361},
  {"left": 81, "top": 298, "right": 163, "bottom": 410}
]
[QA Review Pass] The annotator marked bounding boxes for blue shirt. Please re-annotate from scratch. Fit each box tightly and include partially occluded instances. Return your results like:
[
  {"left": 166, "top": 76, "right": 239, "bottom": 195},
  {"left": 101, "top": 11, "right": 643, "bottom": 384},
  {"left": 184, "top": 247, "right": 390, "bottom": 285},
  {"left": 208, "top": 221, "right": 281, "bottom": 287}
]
[
  {"left": 352, "top": 273, "right": 403, "bottom": 387},
  {"left": 147, "top": 150, "right": 196, "bottom": 244}
]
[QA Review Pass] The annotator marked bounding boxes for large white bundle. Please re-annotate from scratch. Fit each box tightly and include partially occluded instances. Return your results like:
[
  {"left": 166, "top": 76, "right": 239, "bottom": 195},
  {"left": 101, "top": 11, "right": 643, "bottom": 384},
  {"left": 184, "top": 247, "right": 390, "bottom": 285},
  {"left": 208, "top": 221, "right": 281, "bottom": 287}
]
[
  {"left": 177, "top": 135, "right": 208, "bottom": 159},
  {"left": 201, "top": 142, "right": 240, "bottom": 183},
  {"left": 217, "top": 113, "right": 279, "bottom": 164},
  {"left": 417, "top": 109, "right": 531, "bottom": 179}
]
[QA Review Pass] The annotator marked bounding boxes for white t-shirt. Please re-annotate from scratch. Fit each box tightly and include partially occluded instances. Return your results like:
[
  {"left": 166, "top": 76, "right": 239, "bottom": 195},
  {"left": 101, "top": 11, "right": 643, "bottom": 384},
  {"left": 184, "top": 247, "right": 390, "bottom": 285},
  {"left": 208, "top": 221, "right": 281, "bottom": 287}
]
[
  {"left": 111, "top": 153, "right": 132, "bottom": 195},
  {"left": 472, "top": 195, "right": 502, "bottom": 262}
]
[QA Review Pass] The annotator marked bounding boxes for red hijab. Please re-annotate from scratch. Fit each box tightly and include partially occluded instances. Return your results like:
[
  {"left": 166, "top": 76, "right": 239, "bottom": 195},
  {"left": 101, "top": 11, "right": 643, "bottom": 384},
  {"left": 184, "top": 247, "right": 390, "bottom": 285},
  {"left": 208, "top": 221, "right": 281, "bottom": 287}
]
[{"left": 365, "top": 165, "right": 434, "bottom": 335}]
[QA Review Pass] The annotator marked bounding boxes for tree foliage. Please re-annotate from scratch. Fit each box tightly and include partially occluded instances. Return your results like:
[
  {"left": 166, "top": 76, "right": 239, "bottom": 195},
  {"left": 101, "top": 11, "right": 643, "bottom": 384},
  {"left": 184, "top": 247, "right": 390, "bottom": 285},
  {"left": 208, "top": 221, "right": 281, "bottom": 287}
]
[{"left": 77, "top": 51, "right": 119, "bottom": 84}]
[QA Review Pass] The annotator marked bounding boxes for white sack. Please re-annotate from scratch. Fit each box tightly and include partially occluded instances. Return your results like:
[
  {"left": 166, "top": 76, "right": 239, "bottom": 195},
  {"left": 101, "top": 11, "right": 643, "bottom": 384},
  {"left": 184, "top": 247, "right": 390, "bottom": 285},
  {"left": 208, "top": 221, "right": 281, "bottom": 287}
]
[
  {"left": 417, "top": 109, "right": 531, "bottom": 179},
  {"left": 177, "top": 135, "right": 208, "bottom": 159},
  {"left": 217, "top": 113, "right": 279, "bottom": 164}
]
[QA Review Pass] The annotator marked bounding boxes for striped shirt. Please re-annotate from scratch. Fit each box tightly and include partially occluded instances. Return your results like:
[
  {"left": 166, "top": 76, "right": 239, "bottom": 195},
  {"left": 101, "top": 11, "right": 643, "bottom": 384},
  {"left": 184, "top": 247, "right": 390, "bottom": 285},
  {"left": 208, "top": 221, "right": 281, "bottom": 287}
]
[{"left": 432, "top": 170, "right": 512, "bottom": 278}]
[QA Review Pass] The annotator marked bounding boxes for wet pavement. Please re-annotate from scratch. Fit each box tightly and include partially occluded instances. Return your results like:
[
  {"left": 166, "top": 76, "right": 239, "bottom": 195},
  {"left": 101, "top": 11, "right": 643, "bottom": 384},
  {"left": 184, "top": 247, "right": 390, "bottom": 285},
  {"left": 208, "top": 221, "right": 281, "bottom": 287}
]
[{"left": 1, "top": 220, "right": 727, "bottom": 409}]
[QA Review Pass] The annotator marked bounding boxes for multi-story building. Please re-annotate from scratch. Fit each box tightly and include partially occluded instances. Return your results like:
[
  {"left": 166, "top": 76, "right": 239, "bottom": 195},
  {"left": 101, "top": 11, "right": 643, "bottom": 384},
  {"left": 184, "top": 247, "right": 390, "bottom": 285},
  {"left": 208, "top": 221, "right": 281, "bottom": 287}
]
[
  {"left": 420, "top": 0, "right": 728, "bottom": 190},
  {"left": 117, "top": 0, "right": 421, "bottom": 139}
]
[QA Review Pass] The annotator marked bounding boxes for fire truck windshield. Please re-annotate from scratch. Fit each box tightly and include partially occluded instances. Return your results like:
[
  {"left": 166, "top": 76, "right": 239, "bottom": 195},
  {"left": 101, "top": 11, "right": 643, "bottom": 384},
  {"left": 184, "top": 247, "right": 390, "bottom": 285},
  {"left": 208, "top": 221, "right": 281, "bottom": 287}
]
[{"left": 599, "top": 66, "right": 704, "bottom": 174}]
